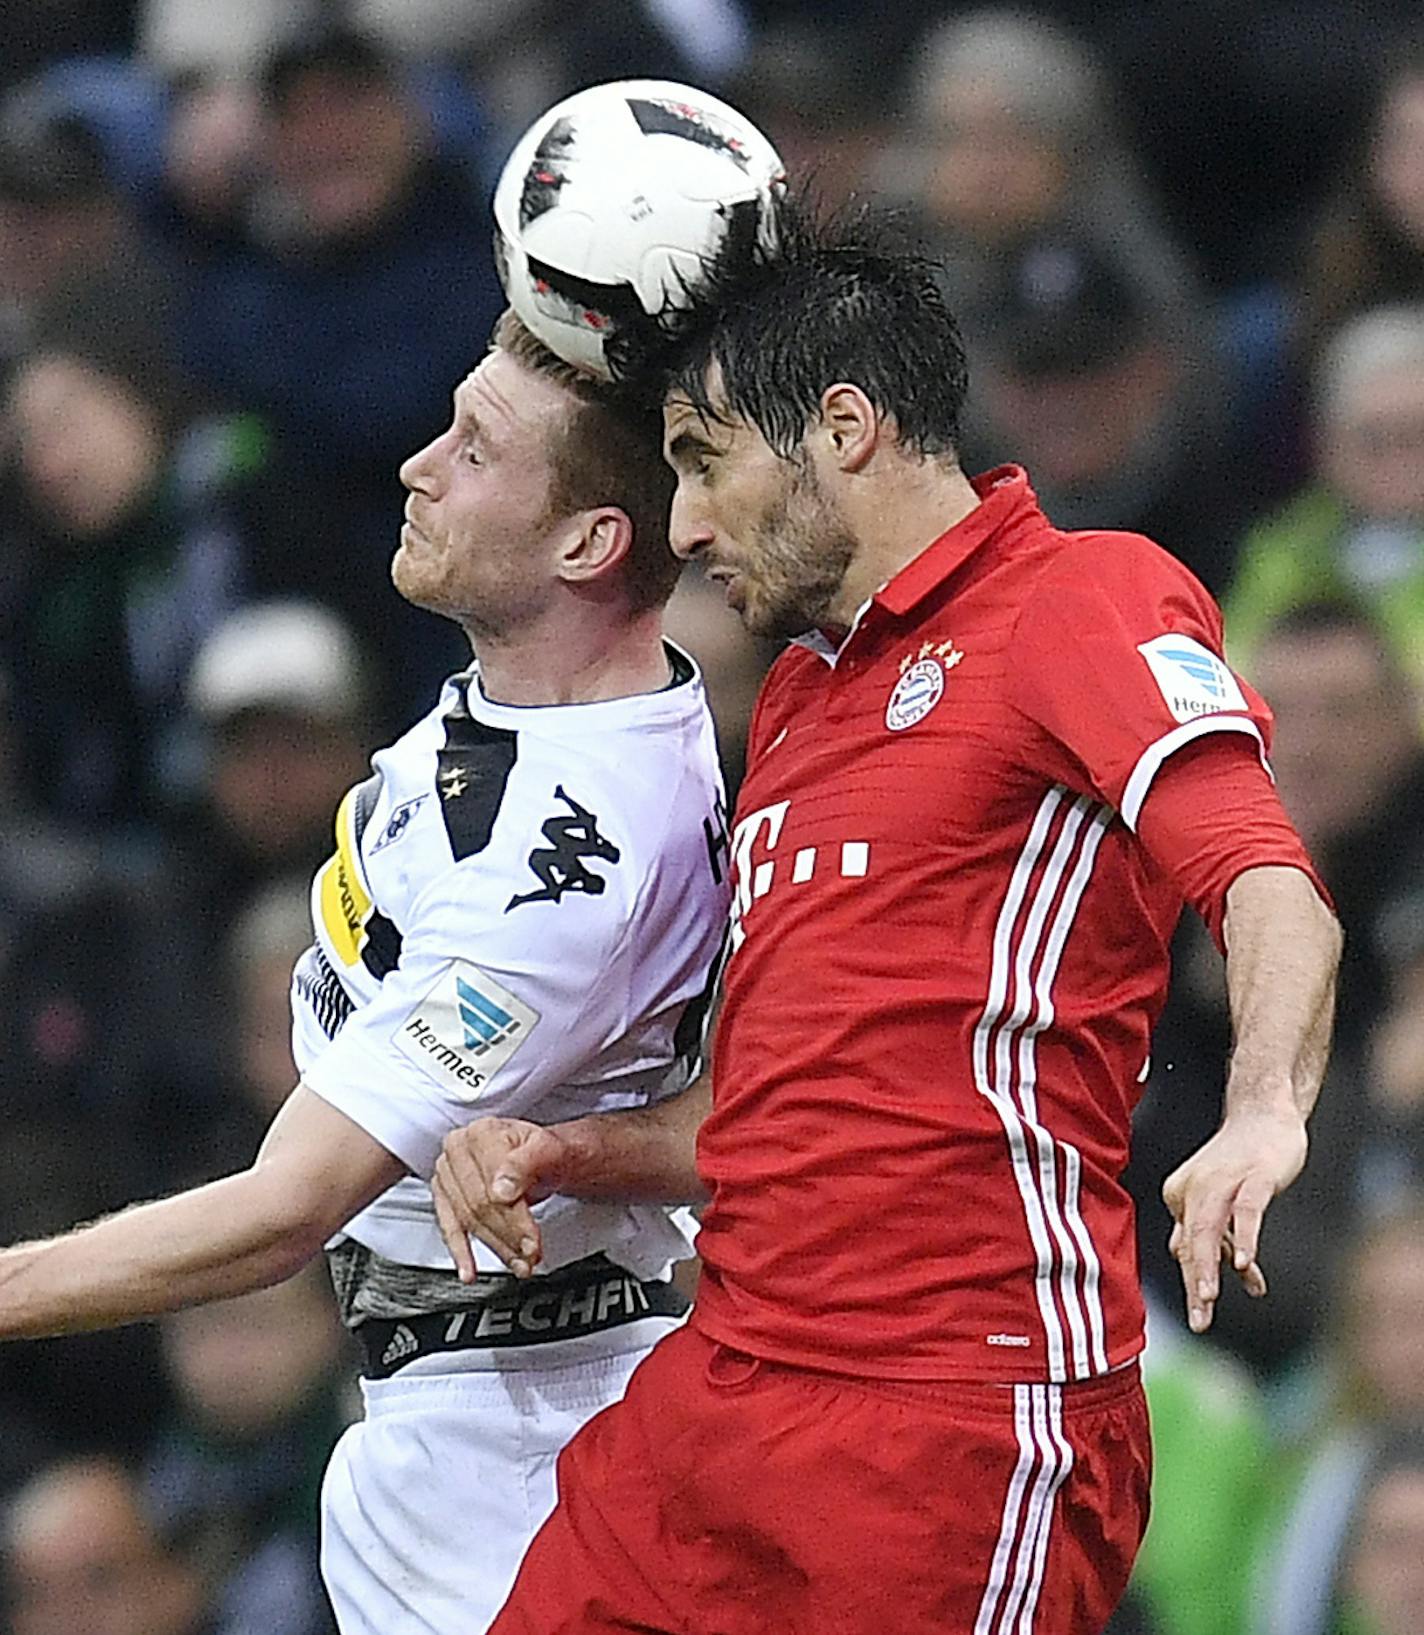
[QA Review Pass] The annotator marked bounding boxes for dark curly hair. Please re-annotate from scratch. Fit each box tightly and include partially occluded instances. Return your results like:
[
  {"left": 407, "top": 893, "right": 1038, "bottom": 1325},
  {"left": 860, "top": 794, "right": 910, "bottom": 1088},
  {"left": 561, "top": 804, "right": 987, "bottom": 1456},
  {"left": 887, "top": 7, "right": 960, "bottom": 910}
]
[{"left": 641, "top": 192, "right": 970, "bottom": 463}]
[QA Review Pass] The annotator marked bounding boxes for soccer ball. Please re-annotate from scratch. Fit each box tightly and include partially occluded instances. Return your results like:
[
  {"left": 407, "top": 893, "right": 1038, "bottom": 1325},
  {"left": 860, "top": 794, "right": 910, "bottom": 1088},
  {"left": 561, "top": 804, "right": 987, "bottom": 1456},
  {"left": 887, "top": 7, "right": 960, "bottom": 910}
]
[{"left": 493, "top": 80, "right": 786, "bottom": 381}]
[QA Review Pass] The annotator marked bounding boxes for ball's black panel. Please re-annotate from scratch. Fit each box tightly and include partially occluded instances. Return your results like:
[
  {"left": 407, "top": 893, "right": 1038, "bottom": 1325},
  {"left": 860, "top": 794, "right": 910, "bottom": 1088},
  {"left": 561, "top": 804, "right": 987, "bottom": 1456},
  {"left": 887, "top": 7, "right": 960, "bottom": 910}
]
[
  {"left": 625, "top": 96, "right": 752, "bottom": 172},
  {"left": 520, "top": 115, "right": 577, "bottom": 228},
  {"left": 717, "top": 196, "right": 762, "bottom": 271},
  {"left": 523, "top": 251, "right": 664, "bottom": 379},
  {"left": 524, "top": 253, "right": 650, "bottom": 328}
]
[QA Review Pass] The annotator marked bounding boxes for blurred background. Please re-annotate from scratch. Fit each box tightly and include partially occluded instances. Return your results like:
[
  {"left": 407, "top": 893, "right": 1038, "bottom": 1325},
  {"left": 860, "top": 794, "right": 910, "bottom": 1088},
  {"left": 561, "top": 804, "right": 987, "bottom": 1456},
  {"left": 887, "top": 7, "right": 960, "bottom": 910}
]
[{"left": 0, "top": 2, "right": 1421, "bottom": 1632}]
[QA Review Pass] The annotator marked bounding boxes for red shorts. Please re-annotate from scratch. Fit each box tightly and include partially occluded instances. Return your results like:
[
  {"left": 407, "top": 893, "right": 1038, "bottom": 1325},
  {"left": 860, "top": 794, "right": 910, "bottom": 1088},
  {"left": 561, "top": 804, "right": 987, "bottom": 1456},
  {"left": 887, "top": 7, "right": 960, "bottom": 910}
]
[{"left": 490, "top": 1322, "right": 1150, "bottom": 1634}]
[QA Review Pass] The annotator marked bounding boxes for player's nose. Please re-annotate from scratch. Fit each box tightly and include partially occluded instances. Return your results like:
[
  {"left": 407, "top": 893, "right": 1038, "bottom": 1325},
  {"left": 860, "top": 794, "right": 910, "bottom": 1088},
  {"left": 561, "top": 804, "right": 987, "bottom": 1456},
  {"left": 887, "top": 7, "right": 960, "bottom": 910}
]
[
  {"left": 400, "top": 433, "right": 443, "bottom": 496},
  {"left": 669, "top": 485, "right": 715, "bottom": 561}
]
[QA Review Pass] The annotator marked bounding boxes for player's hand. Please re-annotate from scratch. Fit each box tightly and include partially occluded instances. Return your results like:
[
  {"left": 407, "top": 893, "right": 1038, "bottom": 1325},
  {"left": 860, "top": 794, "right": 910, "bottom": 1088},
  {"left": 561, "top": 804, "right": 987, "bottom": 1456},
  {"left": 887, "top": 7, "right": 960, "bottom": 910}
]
[
  {"left": 1161, "top": 1106, "right": 1308, "bottom": 1334},
  {"left": 432, "top": 1118, "right": 572, "bottom": 1282}
]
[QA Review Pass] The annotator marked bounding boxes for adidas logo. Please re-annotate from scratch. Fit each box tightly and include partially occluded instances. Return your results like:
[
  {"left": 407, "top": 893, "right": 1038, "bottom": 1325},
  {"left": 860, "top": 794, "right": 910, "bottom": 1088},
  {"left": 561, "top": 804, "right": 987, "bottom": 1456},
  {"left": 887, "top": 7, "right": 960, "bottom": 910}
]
[{"left": 381, "top": 1324, "right": 419, "bottom": 1367}]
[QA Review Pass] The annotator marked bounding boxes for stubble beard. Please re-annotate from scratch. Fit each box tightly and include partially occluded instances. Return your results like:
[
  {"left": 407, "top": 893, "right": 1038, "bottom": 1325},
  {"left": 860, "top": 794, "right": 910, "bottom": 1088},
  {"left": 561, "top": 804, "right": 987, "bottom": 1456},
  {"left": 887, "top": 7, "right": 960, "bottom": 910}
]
[
  {"left": 392, "top": 530, "right": 539, "bottom": 643},
  {"left": 746, "top": 465, "right": 858, "bottom": 643}
]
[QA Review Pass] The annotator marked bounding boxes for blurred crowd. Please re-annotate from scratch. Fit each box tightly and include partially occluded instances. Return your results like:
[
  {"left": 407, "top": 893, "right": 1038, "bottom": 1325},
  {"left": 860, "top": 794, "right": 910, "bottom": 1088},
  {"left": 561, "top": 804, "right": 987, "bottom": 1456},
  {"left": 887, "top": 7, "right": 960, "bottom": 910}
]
[{"left": 0, "top": 2, "right": 1422, "bottom": 1632}]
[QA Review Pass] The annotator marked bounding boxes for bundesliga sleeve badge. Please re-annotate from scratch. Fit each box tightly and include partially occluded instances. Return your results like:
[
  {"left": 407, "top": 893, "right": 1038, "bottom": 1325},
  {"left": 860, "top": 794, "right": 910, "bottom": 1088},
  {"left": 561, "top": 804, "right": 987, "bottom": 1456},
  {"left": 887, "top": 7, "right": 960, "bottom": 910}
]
[
  {"left": 393, "top": 960, "right": 540, "bottom": 1101},
  {"left": 1136, "top": 634, "right": 1249, "bottom": 723}
]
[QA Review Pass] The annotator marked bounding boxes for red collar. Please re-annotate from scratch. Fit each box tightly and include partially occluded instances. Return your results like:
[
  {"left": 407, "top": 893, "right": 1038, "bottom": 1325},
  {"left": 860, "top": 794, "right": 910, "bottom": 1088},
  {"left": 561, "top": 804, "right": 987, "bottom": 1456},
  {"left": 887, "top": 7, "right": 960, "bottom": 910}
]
[{"left": 874, "top": 466, "right": 1042, "bottom": 618}]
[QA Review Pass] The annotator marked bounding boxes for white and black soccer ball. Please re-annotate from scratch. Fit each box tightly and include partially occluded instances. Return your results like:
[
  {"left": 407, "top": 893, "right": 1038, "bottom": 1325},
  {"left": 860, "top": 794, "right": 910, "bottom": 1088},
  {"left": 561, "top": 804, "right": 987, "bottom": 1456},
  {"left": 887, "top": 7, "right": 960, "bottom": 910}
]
[{"left": 492, "top": 80, "right": 786, "bottom": 381}]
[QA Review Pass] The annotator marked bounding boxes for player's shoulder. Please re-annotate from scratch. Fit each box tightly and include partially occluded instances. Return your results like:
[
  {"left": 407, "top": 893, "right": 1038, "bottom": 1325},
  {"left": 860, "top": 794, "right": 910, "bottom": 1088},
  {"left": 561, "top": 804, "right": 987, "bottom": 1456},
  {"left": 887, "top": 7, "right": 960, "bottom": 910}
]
[
  {"left": 1034, "top": 524, "right": 1212, "bottom": 601},
  {"left": 1008, "top": 524, "right": 1219, "bottom": 646}
]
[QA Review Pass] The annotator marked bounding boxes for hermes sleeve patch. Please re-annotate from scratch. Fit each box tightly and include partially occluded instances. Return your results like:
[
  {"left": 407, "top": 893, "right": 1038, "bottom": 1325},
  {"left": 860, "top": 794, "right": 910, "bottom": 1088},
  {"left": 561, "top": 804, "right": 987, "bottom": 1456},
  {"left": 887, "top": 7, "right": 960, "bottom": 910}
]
[
  {"left": 392, "top": 961, "right": 540, "bottom": 1102},
  {"left": 1136, "top": 634, "right": 1249, "bottom": 723}
]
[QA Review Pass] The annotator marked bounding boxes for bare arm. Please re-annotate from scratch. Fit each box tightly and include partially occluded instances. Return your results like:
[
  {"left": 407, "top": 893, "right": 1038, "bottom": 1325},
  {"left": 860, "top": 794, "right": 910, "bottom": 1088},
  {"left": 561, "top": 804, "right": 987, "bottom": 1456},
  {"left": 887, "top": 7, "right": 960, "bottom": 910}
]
[
  {"left": 1162, "top": 864, "right": 1341, "bottom": 1332},
  {"left": 433, "top": 1072, "right": 710, "bottom": 1280},
  {"left": 0, "top": 1087, "right": 405, "bottom": 1338}
]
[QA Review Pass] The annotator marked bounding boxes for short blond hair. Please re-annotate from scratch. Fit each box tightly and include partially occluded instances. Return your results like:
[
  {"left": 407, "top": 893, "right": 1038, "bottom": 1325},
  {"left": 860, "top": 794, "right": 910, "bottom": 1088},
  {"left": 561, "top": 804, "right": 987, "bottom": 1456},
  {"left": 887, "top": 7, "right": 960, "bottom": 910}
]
[{"left": 491, "top": 311, "right": 678, "bottom": 612}]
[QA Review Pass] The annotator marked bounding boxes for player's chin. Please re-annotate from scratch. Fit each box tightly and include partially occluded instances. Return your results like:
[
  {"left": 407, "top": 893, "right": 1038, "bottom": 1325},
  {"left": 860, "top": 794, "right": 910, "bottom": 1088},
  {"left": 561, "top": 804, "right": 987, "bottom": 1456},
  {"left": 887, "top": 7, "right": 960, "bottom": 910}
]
[
  {"left": 391, "top": 545, "right": 443, "bottom": 610},
  {"left": 745, "top": 589, "right": 805, "bottom": 644},
  {"left": 729, "top": 580, "right": 774, "bottom": 636}
]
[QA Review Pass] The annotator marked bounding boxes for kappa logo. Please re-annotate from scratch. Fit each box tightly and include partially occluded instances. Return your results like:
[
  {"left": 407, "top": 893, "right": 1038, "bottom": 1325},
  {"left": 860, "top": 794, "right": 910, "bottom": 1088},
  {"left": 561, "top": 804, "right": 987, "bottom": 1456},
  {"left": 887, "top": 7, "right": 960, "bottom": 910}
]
[
  {"left": 886, "top": 638, "right": 964, "bottom": 731},
  {"left": 394, "top": 961, "right": 539, "bottom": 1101},
  {"left": 1137, "top": 634, "right": 1248, "bottom": 723},
  {"left": 507, "top": 786, "right": 620, "bottom": 911}
]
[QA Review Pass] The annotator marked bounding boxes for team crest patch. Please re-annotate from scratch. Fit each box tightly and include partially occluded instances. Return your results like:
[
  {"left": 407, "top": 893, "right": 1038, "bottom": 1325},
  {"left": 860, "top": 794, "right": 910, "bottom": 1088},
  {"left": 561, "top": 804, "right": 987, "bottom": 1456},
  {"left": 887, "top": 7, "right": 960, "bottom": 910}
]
[
  {"left": 886, "top": 658, "right": 946, "bottom": 731},
  {"left": 370, "top": 794, "right": 427, "bottom": 855},
  {"left": 393, "top": 960, "right": 539, "bottom": 1102},
  {"left": 1136, "top": 634, "right": 1248, "bottom": 723}
]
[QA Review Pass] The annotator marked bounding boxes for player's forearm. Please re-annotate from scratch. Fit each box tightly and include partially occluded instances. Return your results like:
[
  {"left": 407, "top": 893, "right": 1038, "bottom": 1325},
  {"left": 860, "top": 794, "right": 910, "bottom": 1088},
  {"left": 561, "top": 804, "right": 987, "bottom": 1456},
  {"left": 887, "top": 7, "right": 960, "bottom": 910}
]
[
  {"left": 1220, "top": 864, "right": 1342, "bottom": 1123},
  {"left": 550, "top": 1073, "right": 710, "bottom": 1203},
  {"left": 0, "top": 1168, "right": 323, "bottom": 1339}
]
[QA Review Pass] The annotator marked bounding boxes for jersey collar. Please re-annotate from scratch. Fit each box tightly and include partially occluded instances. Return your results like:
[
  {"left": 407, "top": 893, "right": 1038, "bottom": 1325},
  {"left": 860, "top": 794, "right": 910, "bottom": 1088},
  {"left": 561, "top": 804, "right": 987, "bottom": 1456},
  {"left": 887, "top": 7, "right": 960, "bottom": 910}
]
[{"left": 875, "top": 465, "right": 1040, "bottom": 617}]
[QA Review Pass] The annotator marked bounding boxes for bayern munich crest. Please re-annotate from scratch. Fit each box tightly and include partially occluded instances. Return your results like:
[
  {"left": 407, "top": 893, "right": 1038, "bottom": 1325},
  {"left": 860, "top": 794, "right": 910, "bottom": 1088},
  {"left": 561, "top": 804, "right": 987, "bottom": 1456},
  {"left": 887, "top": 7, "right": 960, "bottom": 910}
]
[{"left": 886, "top": 658, "right": 946, "bottom": 731}]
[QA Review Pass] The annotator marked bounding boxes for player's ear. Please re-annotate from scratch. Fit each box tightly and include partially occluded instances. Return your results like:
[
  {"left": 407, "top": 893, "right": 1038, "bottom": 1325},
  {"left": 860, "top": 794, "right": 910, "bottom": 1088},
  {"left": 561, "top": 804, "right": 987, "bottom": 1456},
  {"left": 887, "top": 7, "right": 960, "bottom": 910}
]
[
  {"left": 818, "top": 383, "right": 877, "bottom": 473},
  {"left": 557, "top": 507, "right": 634, "bottom": 589}
]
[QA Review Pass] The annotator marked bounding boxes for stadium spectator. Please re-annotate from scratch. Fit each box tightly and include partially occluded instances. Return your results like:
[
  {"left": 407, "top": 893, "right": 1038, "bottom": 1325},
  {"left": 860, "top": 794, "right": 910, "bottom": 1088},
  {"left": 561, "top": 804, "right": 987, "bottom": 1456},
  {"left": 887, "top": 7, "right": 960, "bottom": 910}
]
[
  {"left": 145, "top": 1271, "right": 349, "bottom": 1635},
  {"left": 138, "top": 0, "right": 311, "bottom": 80},
  {"left": 1, "top": 279, "right": 256, "bottom": 833},
  {"left": 727, "top": 24, "right": 887, "bottom": 210},
  {"left": 1331, "top": 1427, "right": 1424, "bottom": 1635},
  {"left": 0, "top": 83, "right": 159, "bottom": 357},
  {"left": 1364, "top": 878, "right": 1424, "bottom": 1206},
  {"left": 1225, "top": 306, "right": 1424, "bottom": 692},
  {"left": 175, "top": 600, "right": 370, "bottom": 906},
  {"left": 897, "top": 10, "right": 1193, "bottom": 342},
  {"left": 228, "top": 879, "right": 324, "bottom": 1122},
  {"left": 442, "top": 0, "right": 749, "bottom": 155},
  {"left": 138, "top": 602, "right": 370, "bottom": 1093},
  {"left": 1249, "top": 1206, "right": 1424, "bottom": 1635},
  {"left": 1246, "top": 606, "right": 1423, "bottom": 1042},
  {"left": 148, "top": 20, "right": 499, "bottom": 720},
  {"left": 135, "top": 875, "right": 326, "bottom": 1192},
  {"left": 1128, "top": 1292, "right": 1272, "bottom": 1635},
  {"left": 967, "top": 228, "right": 1241, "bottom": 592},
  {"left": 1299, "top": 37, "right": 1424, "bottom": 349},
  {"left": 3, "top": 1456, "right": 213, "bottom": 1635},
  {"left": 0, "top": 662, "right": 176, "bottom": 1473}
]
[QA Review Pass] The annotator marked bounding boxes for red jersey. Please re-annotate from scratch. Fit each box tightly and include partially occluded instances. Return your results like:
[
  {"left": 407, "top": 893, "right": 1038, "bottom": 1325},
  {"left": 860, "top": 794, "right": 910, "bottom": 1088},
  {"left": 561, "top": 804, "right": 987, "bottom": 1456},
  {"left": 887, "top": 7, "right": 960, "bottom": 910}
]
[{"left": 692, "top": 467, "right": 1275, "bottom": 1384}]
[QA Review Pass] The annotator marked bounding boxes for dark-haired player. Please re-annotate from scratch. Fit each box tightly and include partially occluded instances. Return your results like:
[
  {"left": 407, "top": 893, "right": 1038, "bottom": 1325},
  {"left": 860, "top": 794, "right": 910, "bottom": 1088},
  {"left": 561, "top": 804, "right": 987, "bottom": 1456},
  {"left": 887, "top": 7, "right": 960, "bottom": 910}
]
[
  {"left": 440, "top": 212, "right": 1341, "bottom": 1634},
  {"left": 0, "top": 313, "right": 729, "bottom": 1635}
]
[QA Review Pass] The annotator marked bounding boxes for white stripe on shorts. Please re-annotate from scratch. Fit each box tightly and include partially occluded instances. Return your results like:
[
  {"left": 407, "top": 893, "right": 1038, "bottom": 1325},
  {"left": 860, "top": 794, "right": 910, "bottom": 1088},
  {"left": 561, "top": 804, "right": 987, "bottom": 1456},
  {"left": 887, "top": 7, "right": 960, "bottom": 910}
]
[{"left": 973, "top": 1384, "right": 1071, "bottom": 1635}]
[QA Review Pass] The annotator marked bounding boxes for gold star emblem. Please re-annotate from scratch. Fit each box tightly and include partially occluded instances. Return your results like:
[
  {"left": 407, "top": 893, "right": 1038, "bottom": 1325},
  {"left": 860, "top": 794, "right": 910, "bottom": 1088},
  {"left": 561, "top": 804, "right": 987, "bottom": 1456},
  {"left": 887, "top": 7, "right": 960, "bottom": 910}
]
[
  {"left": 901, "top": 638, "right": 966, "bottom": 674},
  {"left": 440, "top": 767, "right": 468, "bottom": 800}
]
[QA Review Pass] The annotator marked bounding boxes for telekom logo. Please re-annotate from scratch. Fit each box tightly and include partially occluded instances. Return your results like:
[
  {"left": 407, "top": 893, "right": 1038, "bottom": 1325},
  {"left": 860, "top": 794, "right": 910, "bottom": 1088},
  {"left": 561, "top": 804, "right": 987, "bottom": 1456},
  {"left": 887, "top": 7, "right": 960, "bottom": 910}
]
[{"left": 728, "top": 799, "right": 870, "bottom": 950}]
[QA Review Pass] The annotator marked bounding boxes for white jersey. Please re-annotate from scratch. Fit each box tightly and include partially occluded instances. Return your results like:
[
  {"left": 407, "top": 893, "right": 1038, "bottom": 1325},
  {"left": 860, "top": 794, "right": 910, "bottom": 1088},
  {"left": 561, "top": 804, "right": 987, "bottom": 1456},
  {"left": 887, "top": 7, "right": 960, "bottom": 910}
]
[{"left": 293, "top": 644, "right": 728, "bottom": 1279}]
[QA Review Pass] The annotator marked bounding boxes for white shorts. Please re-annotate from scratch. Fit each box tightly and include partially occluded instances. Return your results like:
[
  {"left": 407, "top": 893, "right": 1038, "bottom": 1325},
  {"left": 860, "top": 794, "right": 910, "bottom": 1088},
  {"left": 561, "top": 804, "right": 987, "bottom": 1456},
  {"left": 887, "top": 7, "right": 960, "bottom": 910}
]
[{"left": 319, "top": 1323, "right": 678, "bottom": 1635}]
